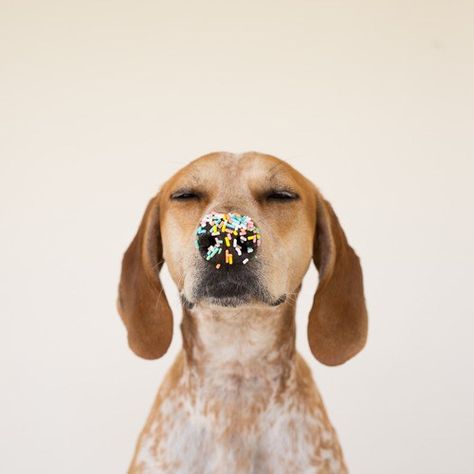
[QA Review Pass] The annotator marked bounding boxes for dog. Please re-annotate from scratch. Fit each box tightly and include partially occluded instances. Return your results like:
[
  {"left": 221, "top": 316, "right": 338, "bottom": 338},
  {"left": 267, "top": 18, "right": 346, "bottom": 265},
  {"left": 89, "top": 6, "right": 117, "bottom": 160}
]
[{"left": 117, "top": 151, "right": 368, "bottom": 473}]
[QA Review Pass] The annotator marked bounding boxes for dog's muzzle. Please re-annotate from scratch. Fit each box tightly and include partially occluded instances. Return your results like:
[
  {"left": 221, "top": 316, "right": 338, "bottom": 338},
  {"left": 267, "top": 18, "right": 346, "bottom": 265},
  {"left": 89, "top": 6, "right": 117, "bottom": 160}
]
[{"left": 189, "top": 211, "right": 285, "bottom": 307}]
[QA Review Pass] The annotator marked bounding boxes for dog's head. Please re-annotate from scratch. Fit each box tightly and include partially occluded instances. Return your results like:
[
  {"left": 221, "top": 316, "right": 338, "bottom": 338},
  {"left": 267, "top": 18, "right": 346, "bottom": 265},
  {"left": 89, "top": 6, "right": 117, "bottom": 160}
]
[{"left": 117, "top": 152, "right": 367, "bottom": 366}]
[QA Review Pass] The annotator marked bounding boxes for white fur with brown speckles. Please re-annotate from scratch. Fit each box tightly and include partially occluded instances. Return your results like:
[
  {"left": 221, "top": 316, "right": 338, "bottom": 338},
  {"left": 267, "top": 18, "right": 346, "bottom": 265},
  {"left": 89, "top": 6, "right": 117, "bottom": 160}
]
[{"left": 130, "top": 304, "right": 347, "bottom": 474}]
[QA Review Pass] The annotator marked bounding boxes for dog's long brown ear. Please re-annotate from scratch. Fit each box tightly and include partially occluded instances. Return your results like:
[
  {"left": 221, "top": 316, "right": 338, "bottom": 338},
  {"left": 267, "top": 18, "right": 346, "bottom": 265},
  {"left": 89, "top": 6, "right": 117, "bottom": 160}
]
[
  {"left": 117, "top": 192, "right": 173, "bottom": 359},
  {"left": 307, "top": 192, "right": 368, "bottom": 366}
]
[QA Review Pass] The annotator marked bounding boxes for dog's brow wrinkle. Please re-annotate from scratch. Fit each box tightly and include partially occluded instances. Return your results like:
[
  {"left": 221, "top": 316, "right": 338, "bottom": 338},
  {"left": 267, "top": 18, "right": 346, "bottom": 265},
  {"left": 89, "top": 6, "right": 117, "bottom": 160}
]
[
  {"left": 186, "top": 166, "right": 204, "bottom": 182},
  {"left": 267, "top": 161, "right": 286, "bottom": 180}
]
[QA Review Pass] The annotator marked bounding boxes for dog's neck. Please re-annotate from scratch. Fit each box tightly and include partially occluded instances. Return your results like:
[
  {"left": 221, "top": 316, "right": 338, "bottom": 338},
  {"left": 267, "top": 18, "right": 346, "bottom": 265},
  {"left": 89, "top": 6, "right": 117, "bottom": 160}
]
[{"left": 180, "top": 303, "right": 296, "bottom": 402}]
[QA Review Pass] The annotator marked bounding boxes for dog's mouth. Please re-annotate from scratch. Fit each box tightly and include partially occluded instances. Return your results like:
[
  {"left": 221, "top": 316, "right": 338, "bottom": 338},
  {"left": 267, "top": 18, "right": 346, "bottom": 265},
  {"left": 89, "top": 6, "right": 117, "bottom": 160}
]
[
  {"left": 181, "top": 292, "right": 286, "bottom": 309},
  {"left": 182, "top": 277, "right": 286, "bottom": 309}
]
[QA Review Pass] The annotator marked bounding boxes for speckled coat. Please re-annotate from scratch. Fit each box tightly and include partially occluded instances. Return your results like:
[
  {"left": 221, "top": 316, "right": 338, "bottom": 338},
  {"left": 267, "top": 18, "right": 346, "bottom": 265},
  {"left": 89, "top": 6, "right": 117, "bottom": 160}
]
[
  {"left": 129, "top": 305, "right": 347, "bottom": 474},
  {"left": 117, "top": 152, "right": 368, "bottom": 474}
]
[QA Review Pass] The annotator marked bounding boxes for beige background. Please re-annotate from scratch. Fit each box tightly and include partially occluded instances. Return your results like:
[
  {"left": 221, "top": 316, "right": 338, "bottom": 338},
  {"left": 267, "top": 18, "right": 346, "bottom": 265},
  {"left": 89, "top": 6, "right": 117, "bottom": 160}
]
[{"left": 1, "top": 1, "right": 473, "bottom": 473}]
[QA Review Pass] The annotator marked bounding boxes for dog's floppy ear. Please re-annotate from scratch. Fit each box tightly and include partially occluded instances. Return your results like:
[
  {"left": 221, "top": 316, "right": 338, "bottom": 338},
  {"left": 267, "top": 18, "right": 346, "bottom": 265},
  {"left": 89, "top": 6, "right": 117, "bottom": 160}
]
[
  {"left": 307, "top": 191, "right": 368, "bottom": 366},
  {"left": 117, "top": 191, "right": 173, "bottom": 359}
]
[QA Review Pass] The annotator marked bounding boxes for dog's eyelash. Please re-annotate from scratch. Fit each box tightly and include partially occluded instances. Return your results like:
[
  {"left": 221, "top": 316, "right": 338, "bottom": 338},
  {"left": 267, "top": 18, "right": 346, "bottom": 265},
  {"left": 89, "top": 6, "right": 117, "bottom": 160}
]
[
  {"left": 170, "top": 191, "right": 200, "bottom": 200},
  {"left": 266, "top": 190, "right": 299, "bottom": 201}
]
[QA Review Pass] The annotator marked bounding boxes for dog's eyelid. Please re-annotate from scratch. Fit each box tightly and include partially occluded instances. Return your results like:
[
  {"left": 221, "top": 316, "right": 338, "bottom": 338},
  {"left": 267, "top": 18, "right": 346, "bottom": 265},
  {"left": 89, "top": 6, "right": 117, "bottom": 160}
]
[
  {"left": 170, "top": 189, "right": 202, "bottom": 200},
  {"left": 265, "top": 189, "right": 300, "bottom": 200}
]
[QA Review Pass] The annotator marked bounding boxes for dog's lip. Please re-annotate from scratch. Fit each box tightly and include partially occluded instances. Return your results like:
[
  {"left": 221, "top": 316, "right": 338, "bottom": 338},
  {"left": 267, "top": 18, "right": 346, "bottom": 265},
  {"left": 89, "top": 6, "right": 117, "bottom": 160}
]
[{"left": 180, "top": 293, "right": 286, "bottom": 309}]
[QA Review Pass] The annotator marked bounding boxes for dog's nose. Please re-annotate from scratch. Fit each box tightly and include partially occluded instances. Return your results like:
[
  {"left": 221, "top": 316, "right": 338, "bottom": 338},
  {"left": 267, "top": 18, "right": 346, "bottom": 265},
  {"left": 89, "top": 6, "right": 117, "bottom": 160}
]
[{"left": 195, "top": 212, "right": 261, "bottom": 269}]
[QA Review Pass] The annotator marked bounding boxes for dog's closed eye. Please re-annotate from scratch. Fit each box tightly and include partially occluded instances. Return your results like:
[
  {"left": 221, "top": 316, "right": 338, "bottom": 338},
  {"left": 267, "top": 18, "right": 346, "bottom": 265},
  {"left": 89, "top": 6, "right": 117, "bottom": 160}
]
[
  {"left": 170, "top": 190, "right": 201, "bottom": 200},
  {"left": 265, "top": 190, "right": 299, "bottom": 201}
]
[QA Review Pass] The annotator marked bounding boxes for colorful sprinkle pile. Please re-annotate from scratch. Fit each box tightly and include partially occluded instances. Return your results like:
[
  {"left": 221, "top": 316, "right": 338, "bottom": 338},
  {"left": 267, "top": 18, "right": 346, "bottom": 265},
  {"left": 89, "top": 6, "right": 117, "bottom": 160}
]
[{"left": 195, "top": 212, "right": 261, "bottom": 269}]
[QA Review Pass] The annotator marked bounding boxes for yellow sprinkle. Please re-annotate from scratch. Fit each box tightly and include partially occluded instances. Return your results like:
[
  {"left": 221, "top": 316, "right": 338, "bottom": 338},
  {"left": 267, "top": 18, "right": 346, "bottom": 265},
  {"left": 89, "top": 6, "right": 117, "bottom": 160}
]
[
  {"left": 247, "top": 235, "right": 255, "bottom": 240},
  {"left": 225, "top": 237, "right": 231, "bottom": 247},
  {"left": 228, "top": 253, "right": 233, "bottom": 264}
]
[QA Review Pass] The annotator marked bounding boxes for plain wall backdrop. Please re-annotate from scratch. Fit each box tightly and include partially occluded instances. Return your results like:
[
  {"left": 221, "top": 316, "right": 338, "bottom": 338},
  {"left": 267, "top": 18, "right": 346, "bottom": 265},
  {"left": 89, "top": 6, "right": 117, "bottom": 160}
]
[{"left": 1, "top": 1, "right": 473, "bottom": 473}]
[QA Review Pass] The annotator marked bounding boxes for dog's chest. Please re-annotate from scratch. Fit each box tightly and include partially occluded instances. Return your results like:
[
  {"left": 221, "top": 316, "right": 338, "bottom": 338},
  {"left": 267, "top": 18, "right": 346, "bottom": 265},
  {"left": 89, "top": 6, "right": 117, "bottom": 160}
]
[{"left": 133, "top": 372, "right": 345, "bottom": 474}]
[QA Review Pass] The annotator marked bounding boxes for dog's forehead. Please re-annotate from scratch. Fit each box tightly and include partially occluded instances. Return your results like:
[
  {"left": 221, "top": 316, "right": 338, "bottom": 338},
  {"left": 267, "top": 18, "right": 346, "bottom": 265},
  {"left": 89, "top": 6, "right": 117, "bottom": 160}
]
[{"left": 168, "top": 152, "right": 302, "bottom": 190}]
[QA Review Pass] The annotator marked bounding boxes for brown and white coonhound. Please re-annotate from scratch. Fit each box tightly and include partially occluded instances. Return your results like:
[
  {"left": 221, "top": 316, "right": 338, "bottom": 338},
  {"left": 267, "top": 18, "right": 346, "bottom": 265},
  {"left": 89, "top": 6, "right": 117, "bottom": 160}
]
[{"left": 117, "top": 151, "right": 368, "bottom": 473}]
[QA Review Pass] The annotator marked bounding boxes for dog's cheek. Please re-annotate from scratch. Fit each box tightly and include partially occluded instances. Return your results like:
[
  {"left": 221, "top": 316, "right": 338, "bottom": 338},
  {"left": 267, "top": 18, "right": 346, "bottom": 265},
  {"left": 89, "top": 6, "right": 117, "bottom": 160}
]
[
  {"left": 257, "top": 244, "right": 291, "bottom": 298},
  {"left": 278, "top": 228, "right": 313, "bottom": 293},
  {"left": 161, "top": 225, "right": 186, "bottom": 287}
]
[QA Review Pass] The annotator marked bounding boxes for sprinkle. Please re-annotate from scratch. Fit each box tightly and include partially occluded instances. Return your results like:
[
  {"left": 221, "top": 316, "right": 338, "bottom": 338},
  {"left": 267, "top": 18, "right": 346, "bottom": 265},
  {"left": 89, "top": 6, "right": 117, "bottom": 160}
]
[
  {"left": 206, "top": 247, "right": 219, "bottom": 260},
  {"left": 242, "top": 258, "right": 249, "bottom": 264}
]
